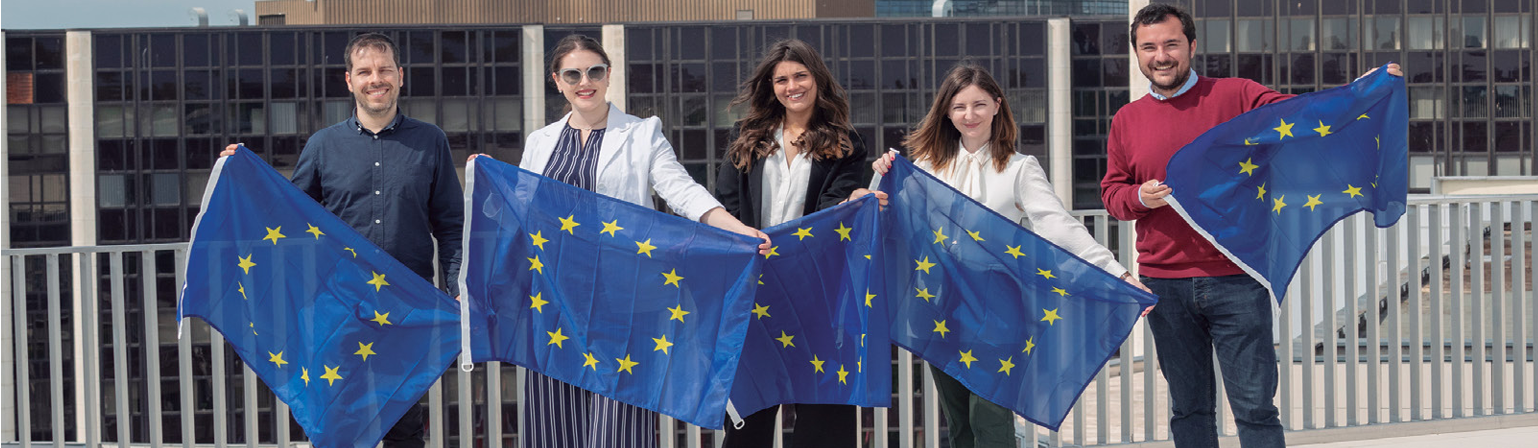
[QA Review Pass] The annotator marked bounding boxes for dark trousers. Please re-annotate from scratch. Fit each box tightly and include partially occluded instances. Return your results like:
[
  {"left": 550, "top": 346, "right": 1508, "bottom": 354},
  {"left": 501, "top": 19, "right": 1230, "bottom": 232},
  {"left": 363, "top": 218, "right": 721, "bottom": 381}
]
[
  {"left": 382, "top": 403, "right": 425, "bottom": 448},
  {"left": 721, "top": 404, "right": 858, "bottom": 448},
  {"left": 1143, "top": 275, "right": 1285, "bottom": 448},
  {"left": 929, "top": 365, "right": 1015, "bottom": 448}
]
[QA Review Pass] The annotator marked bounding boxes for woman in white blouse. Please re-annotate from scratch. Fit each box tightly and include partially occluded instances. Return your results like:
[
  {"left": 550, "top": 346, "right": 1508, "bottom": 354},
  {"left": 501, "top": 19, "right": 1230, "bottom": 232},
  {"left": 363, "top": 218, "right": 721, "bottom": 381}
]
[{"left": 872, "top": 63, "right": 1148, "bottom": 448}]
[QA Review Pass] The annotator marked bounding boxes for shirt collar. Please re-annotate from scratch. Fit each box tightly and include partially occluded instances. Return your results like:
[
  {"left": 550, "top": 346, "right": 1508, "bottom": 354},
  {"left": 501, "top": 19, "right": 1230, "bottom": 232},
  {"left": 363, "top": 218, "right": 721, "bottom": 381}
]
[
  {"left": 959, "top": 140, "right": 991, "bottom": 164},
  {"left": 1148, "top": 70, "right": 1200, "bottom": 101},
  {"left": 351, "top": 111, "right": 407, "bottom": 135}
]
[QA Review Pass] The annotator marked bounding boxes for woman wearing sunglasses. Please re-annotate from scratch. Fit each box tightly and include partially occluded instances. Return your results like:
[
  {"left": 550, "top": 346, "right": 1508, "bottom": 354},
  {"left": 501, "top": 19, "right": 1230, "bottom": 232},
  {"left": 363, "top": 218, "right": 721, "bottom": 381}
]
[
  {"left": 713, "top": 38, "right": 882, "bottom": 448},
  {"left": 518, "top": 34, "right": 769, "bottom": 448}
]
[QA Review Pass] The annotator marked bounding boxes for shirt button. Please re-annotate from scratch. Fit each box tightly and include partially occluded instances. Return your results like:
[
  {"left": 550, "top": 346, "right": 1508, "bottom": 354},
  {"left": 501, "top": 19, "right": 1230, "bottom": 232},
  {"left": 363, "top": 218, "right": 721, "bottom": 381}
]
[
  {"left": 375, "top": 219, "right": 382, "bottom": 224},
  {"left": 375, "top": 162, "right": 381, "bottom": 166},
  {"left": 375, "top": 191, "right": 381, "bottom": 195}
]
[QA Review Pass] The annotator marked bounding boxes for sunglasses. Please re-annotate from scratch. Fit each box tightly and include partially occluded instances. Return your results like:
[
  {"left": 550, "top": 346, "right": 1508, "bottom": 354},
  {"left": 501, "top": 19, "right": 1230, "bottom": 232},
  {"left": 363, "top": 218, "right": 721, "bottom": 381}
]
[{"left": 557, "top": 64, "right": 609, "bottom": 85}]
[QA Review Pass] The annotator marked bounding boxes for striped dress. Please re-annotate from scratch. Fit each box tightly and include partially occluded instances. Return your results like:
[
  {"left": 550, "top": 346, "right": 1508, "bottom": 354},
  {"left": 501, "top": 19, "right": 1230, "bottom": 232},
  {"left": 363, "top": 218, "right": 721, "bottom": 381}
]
[{"left": 525, "top": 124, "right": 659, "bottom": 448}]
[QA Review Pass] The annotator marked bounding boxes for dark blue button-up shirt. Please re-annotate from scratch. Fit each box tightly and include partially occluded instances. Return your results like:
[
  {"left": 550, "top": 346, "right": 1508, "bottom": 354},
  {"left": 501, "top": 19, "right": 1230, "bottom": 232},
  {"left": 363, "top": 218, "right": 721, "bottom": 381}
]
[{"left": 291, "top": 113, "right": 464, "bottom": 295}]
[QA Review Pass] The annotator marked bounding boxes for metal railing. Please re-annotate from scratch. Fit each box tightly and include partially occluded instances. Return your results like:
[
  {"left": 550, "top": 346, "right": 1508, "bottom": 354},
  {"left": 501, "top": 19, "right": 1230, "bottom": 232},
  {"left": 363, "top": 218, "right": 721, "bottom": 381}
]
[{"left": 5, "top": 195, "right": 1536, "bottom": 448}]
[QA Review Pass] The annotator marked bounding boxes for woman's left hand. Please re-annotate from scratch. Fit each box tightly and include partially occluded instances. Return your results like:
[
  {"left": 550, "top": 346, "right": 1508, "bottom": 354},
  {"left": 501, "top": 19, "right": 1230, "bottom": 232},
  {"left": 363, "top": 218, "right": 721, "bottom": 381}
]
[{"left": 844, "top": 188, "right": 889, "bottom": 207}]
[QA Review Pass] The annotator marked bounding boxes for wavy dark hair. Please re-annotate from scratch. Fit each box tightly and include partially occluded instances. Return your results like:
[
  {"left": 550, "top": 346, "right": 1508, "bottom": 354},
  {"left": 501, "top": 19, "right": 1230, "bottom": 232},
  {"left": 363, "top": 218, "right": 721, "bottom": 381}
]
[
  {"left": 725, "top": 39, "right": 852, "bottom": 172},
  {"left": 902, "top": 63, "right": 1016, "bottom": 173}
]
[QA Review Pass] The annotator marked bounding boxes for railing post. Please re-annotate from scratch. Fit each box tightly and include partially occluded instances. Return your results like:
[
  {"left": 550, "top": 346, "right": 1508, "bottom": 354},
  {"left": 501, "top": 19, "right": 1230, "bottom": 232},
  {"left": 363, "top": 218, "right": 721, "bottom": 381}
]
[
  {"left": 141, "top": 251, "right": 165, "bottom": 448},
  {"left": 109, "top": 251, "right": 132, "bottom": 447},
  {"left": 47, "top": 254, "right": 66, "bottom": 447},
  {"left": 1470, "top": 202, "right": 1487, "bottom": 417},
  {"left": 1406, "top": 204, "right": 1425, "bottom": 421},
  {"left": 1388, "top": 213, "right": 1404, "bottom": 422},
  {"left": 1344, "top": 216, "right": 1361, "bottom": 426},
  {"left": 1450, "top": 202, "right": 1467, "bottom": 418},
  {"left": 1491, "top": 203, "right": 1507, "bottom": 415},
  {"left": 1429, "top": 204, "right": 1446, "bottom": 420}
]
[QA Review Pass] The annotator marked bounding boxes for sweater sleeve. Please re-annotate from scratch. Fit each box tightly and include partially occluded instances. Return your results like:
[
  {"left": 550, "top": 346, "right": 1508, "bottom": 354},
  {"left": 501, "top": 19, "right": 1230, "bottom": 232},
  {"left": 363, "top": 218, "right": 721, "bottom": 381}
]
[
  {"left": 1241, "top": 78, "right": 1295, "bottom": 110},
  {"left": 1018, "top": 156, "right": 1128, "bottom": 278},
  {"left": 1099, "top": 114, "right": 1152, "bottom": 222}
]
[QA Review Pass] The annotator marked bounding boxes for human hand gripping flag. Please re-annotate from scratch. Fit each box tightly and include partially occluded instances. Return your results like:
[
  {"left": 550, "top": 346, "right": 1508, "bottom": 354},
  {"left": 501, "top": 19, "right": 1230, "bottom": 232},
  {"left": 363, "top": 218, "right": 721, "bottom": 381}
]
[
  {"left": 459, "top": 156, "right": 763, "bottom": 429},
  {"left": 875, "top": 155, "right": 1158, "bottom": 430},
  {"left": 178, "top": 147, "right": 462, "bottom": 448},
  {"left": 1164, "top": 65, "right": 1408, "bottom": 302}
]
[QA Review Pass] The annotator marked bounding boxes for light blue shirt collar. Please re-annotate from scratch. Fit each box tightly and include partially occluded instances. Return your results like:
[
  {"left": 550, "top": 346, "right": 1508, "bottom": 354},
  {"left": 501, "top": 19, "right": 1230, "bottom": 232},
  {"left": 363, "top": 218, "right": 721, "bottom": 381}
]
[{"left": 1148, "top": 70, "right": 1200, "bottom": 100}]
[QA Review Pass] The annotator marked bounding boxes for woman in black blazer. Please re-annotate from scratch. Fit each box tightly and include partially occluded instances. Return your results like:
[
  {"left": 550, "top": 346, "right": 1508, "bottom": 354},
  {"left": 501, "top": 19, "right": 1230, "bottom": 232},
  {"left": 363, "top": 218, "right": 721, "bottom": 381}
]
[{"left": 712, "top": 38, "right": 881, "bottom": 448}]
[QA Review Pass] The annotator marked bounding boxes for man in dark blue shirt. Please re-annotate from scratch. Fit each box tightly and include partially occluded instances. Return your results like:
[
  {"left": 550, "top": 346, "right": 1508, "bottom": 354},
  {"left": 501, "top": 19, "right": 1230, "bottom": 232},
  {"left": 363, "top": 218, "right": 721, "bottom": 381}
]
[{"left": 224, "top": 32, "right": 460, "bottom": 448}]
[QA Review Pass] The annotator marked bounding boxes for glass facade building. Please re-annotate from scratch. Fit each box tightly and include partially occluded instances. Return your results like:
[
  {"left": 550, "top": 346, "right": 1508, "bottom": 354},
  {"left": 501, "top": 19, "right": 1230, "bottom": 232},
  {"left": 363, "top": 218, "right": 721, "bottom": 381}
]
[{"left": 878, "top": 0, "right": 1127, "bottom": 17}]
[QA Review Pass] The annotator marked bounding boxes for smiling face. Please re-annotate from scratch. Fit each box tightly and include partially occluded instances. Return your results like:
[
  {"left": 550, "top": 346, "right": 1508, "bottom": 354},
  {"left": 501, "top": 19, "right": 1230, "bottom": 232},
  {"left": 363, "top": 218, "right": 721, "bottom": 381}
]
[
  {"left": 947, "top": 85, "right": 999, "bottom": 148},
  {"left": 551, "top": 49, "right": 610, "bottom": 114},
  {"left": 771, "top": 60, "right": 818, "bottom": 118},
  {"left": 345, "top": 45, "right": 403, "bottom": 118},
  {"left": 1133, "top": 14, "right": 1195, "bottom": 97}
]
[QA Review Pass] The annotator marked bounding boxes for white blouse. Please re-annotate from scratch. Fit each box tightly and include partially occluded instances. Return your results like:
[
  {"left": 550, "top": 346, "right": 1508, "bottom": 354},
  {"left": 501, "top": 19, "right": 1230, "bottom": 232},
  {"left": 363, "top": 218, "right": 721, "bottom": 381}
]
[{"left": 759, "top": 128, "right": 813, "bottom": 227}]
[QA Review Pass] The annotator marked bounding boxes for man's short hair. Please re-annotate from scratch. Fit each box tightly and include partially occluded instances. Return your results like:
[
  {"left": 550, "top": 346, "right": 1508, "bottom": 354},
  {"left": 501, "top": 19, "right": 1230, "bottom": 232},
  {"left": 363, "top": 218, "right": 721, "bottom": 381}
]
[
  {"left": 344, "top": 32, "right": 400, "bottom": 72},
  {"left": 1129, "top": 4, "right": 1197, "bottom": 46}
]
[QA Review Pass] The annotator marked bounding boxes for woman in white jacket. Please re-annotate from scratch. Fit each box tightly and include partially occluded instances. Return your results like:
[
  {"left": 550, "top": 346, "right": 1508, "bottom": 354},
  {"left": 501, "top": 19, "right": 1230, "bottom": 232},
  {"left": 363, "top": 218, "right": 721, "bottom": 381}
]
[
  {"left": 518, "top": 33, "right": 767, "bottom": 448},
  {"left": 871, "top": 63, "right": 1148, "bottom": 448}
]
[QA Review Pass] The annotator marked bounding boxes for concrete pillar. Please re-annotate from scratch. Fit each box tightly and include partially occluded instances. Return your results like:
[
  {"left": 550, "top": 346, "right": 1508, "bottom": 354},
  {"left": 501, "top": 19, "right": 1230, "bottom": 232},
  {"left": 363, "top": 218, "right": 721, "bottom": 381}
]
[
  {"left": 522, "top": 24, "right": 546, "bottom": 131},
  {"left": 1128, "top": 0, "right": 1151, "bottom": 103},
  {"left": 65, "top": 30, "right": 96, "bottom": 439},
  {"left": 1046, "top": 18, "right": 1073, "bottom": 209},
  {"left": 602, "top": 24, "right": 626, "bottom": 112},
  {"left": 1, "top": 29, "right": 13, "bottom": 444}
]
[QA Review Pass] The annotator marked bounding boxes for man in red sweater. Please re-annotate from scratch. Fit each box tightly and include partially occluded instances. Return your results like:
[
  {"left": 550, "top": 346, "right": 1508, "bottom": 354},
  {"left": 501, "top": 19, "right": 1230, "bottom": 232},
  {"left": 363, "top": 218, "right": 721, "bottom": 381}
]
[{"left": 1102, "top": 4, "right": 1399, "bottom": 447}]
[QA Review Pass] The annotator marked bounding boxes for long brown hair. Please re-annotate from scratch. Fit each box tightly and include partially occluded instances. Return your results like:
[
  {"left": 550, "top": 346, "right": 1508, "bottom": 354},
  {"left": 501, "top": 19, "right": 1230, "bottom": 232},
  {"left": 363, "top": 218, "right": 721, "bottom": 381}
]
[
  {"left": 726, "top": 39, "right": 853, "bottom": 172},
  {"left": 902, "top": 63, "right": 1017, "bottom": 173}
]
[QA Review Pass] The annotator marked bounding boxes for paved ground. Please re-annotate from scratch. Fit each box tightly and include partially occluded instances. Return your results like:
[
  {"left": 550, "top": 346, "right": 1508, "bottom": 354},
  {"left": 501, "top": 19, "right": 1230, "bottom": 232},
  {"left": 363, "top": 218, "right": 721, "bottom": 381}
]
[{"left": 1290, "top": 425, "right": 1538, "bottom": 447}]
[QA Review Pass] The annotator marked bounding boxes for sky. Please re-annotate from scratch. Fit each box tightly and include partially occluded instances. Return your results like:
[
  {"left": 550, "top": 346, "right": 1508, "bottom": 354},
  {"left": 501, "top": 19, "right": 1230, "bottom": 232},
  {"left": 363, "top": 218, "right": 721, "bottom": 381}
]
[{"left": 4, "top": 0, "right": 259, "bottom": 30}]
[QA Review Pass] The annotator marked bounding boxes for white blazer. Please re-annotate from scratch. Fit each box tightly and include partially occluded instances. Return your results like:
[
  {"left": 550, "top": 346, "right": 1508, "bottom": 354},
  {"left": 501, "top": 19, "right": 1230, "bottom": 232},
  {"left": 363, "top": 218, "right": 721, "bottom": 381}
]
[{"left": 521, "top": 103, "right": 722, "bottom": 222}]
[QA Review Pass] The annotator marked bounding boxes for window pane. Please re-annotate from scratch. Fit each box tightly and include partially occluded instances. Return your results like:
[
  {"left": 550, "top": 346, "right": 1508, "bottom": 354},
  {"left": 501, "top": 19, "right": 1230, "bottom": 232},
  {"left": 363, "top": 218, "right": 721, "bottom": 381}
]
[
  {"left": 492, "top": 98, "right": 521, "bottom": 132},
  {"left": 1410, "top": 86, "right": 1444, "bottom": 119},
  {"left": 98, "top": 106, "right": 125, "bottom": 138},
  {"left": 1374, "top": 16, "right": 1401, "bottom": 50},
  {"left": 1407, "top": 16, "right": 1445, "bottom": 50},
  {"left": 1321, "top": 18, "right": 1357, "bottom": 51},
  {"left": 1205, "top": 19, "right": 1231, "bottom": 53},
  {"left": 99, "top": 175, "right": 127, "bottom": 208},
  {"left": 1290, "top": 19, "right": 1315, "bottom": 51},
  {"left": 271, "top": 102, "right": 300, "bottom": 134},
  {"left": 323, "top": 100, "right": 352, "bottom": 125},
  {"left": 40, "top": 106, "right": 66, "bottom": 133},
  {"left": 1493, "top": 15, "right": 1530, "bottom": 49},
  {"left": 152, "top": 104, "right": 178, "bottom": 137},
  {"left": 1494, "top": 85, "right": 1523, "bottom": 117},
  {"left": 1462, "top": 16, "right": 1488, "bottom": 48},
  {"left": 1236, "top": 20, "right": 1274, "bottom": 52},
  {"left": 1462, "top": 86, "right": 1488, "bottom": 117}
]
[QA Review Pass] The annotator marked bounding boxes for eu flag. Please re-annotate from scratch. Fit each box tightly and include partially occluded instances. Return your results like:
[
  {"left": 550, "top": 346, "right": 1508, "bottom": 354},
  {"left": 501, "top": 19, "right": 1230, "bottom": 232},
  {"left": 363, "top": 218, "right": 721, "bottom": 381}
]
[
  {"left": 459, "top": 157, "right": 763, "bottom": 429},
  {"left": 727, "top": 196, "right": 892, "bottom": 418},
  {"left": 1164, "top": 66, "right": 1408, "bottom": 302},
  {"left": 179, "top": 148, "right": 462, "bottom": 448},
  {"left": 875, "top": 156, "right": 1158, "bottom": 430}
]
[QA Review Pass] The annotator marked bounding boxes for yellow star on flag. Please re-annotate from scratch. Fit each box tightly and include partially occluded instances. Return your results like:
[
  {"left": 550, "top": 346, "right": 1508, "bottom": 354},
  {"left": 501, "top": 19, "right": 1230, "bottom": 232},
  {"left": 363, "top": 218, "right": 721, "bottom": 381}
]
[
  {"left": 915, "top": 287, "right": 936, "bottom": 302},
  {"left": 1358, "top": 113, "right": 1370, "bottom": 120},
  {"left": 320, "top": 365, "right": 343, "bottom": 386},
  {"left": 1238, "top": 158, "right": 1259, "bottom": 176},
  {"left": 300, "top": 367, "right": 310, "bottom": 386},
  {"left": 810, "top": 354, "right": 826, "bottom": 373},
  {"left": 966, "top": 229, "right": 984, "bottom": 241},
  {"left": 793, "top": 227, "right": 814, "bottom": 240},
  {"left": 932, "top": 320, "right": 950, "bottom": 338},
  {"left": 1256, "top": 183, "right": 1267, "bottom": 200},
  {"left": 305, "top": 223, "right": 324, "bottom": 239},
  {"left": 529, "top": 292, "right": 549, "bottom": 313},
  {"left": 635, "top": 239, "right": 656, "bottom": 257},
  {"left": 667, "top": 304, "right": 690, "bottom": 322},
  {"left": 615, "top": 354, "right": 638, "bottom": 374},
  {"left": 1023, "top": 337, "right": 1035, "bottom": 355},
  {"left": 652, "top": 335, "right": 674, "bottom": 354},
  {"left": 998, "top": 356, "right": 1015, "bottom": 375},
  {"left": 1041, "top": 308, "right": 1062, "bottom": 325},
  {"left": 959, "top": 349, "right": 977, "bottom": 368},
  {"left": 1004, "top": 245, "right": 1025, "bottom": 259},
  {"left": 1304, "top": 194, "right": 1323, "bottom": 211},
  {"left": 238, "top": 282, "right": 247, "bottom": 300},
  {"left": 559, "top": 215, "right": 581, "bottom": 234},
  {"left": 547, "top": 327, "right": 570, "bottom": 348},
  {"left": 1343, "top": 184, "right": 1363, "bottom": 198},
  {"left": 758, "top": 274, "right": 764, "bottom": 285},
  {"left": 932, "top": 227, "right": 948, "bottom": 245},
  {"left": 751, "top": 303, "right": 771, "bottom": 319},
  {"left": 834, "top": 222, "right": 853, "bottom": 241},
  {"left": 370, "top": 311, "right": 392, "bottom": 326},
  {"left": 600, "top": 220, "right": 624, "bottom": 237},
  {"left": 354, "top": 342, "right": 377, "bottom": 361},
  {"left": 914, "top": 256, "right": 936, "bottom": 274},
  {"left": 250, "top": 323, "right": 258, "bottom": 335},
  {"left": 837, "top": 364, "right": 850, "bottom": 384},
  {"left": 1051, "top": 287, "right": 1069, "bottom": 296},
  {"left": 344, "top": 247, "right": 357, "bottom": 258},
  {"left": 662, "top": 269, "right": 685, "bottom": 288},
  {"left": 1245, "top": 138, "right": 1257, "bottom": 146},
  {"left": 764, "top": 246, "right": 780, "bottom": 259},
  {"left": 1036, "top": 268, "right": 1055, "bottom": 279},
  {"left": 1274, "top": 118, "right": 1295, "bottom": 139},
  {"left": 367, "top": 271, "right": 390, "bottom": 291},
  {"left": 775, "top": 330, "right": 796, "bottom": 348},
  {"left": 238, "top": 254, "right": 256, "bottom": 275},
  {"left": 1313, "top": 120, "right": 1333, "bottom": 137},
  {"left": 530, "top": 231, "right": 549, "bottom": 250},
  {"left": 528, "top": 255, "right": 544, "bottom": 274},
  {"left": 865, "top": 290, "right": 876, "bottom": 308},
  {"left": 269, "top": 351, "right": 287, "bottom": 368},
  {"left": 1272, "top": 195, "right": 1287, "bottom": 214},
  {"left": 582, "top": 353, "right": 600, "bottom": 370},
  {"left": 263, "top": 226, "right": 286, "bottom": 245}
]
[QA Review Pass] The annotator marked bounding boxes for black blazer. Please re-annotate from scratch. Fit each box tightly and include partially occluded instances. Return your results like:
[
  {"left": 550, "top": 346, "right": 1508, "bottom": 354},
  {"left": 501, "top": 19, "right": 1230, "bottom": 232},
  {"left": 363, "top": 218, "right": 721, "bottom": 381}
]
[{"left": 714, "top": 127, "right": 871, "bottom": 228}]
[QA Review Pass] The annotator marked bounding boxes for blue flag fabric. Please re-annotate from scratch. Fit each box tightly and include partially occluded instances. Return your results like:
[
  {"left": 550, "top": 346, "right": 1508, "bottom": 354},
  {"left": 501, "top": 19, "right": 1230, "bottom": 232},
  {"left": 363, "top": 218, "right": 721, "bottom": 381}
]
[
  {"left": 178, "top": 148, "right": 462, "bottom": 448},
  {"left": 1164, "top": 67, "right": 1408, "bottom": 302},
  {"left": 459, "top": 157, "right": 763, "bottom": 429},
  {"left": 875, "top": 156, "right": 1158, "bottom": 430},
  {"left": 727, "top": 196, "right": 892, "bottom": 417}
]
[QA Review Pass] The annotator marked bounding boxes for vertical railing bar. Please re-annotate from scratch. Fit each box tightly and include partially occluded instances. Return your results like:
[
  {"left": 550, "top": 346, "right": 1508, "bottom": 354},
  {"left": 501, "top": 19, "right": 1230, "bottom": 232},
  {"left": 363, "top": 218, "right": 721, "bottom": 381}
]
[
  {"left": 1095, "top": 365, "right": 1109, "bottom": 443},
  {"left": 1471, "top": 202, "right": 1487, "bottom": 417},
  {"left": 1366, "top": 221, "right": 1382, "bottom": 424},
  {"left": 897, "top": 349, "right": 913, "bottom": 448},
  {"left": 1428, "top": 205, "right": 1446, "bottom": 420},
  {"left": 1492, "top": 203, "right": 1508, "bottom": 416},
  {"left": 458, "top": 357, "right": 473, "bottom": 448},
  {"left": 1388, "top": 216, "right": 1404, "bottom": 422},
  {"left": 922, "top": 362, "right": 939, "bottom": 448},
  {"left": 80, "top": 253, "right": 103, "bottom": 448},
  {"left": 212, "top": 330, "right": 230, "bottom": 448},
  {"left": 1450, "top": 202, "right": 1467, "bottom": 418},
  {"left": 1343, "top": 219, "right": 1360, "bottom": 426},
  {"left": 1301, "top": 244, "right": 1317, "bottom": 430},
  {"left": 140, "top": 251, "right": 165, "bottom": 448},
  {"left": 487, "top": 362, "right": 503, "bottom": 448},
  {"left": 175, "top": 247, "right": 196, "bottom": 447},
  {"left": 1407, "top": 205, "right": 1425, "bottom": 421},
  {"left": 874, "top": 397, "right": 889, "bottom": 448},
  {"left": 1320, "top": 230, "right": 1336, "bottom": 428},
  {"left": 1142, "top": 318, "right": 1158, "bottom": 442},
  {"left": 110, "top": 251, "right": 133, "bottom": 447},
  {"left": 686, "top": 421, "right": 702, "bottom": 448},
  {"left": 1529, "top": 200, "right": 1538, "bottom": 414},
  {"left": 243, "top": 364, "right": 258, "bottom": 448},
  {"left": 1089, "top": 214, "right": 1108, "bottom": 445},
  {"left": 1118, "top": 330, "right": 1133, "bottom": 443},
  {"left": 46, "top": 254, "right": 66, "bottom": 447},
  {"left": 1278, "top": 268, "right": 1294, "bottom": 431},
  {"left": 1513, "top": 201, "right": 1530, "bottom": 413},
  {"left": 12, "top": 256, "right": 33, "bottom": 448},
  {"left": 429, "top": 377, "right": 445, "bottom": 448}
]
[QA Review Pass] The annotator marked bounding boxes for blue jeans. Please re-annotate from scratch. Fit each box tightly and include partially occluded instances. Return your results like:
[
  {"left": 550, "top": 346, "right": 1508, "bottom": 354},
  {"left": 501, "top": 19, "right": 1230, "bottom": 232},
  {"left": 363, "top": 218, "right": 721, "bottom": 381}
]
[{"left": 1142, "top": 275, "right": 1284, "bottom": 448}]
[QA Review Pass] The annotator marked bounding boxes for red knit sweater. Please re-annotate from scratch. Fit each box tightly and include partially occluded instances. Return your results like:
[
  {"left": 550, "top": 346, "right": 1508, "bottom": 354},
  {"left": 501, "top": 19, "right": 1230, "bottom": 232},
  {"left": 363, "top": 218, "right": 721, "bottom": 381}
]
[{"left": 1101, "top": 76, "right": 1293, "bottom": 279}]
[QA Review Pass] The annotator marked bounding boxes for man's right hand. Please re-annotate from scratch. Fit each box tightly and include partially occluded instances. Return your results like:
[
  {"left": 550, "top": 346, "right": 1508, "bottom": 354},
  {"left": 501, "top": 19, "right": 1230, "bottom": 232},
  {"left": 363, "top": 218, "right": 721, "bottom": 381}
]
[
  {"left": 1139, "top": 179, "right": 1171, "bottom": 209},
  {"left": 220, "top": 143, "right": 241, "bottom": 157}
]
